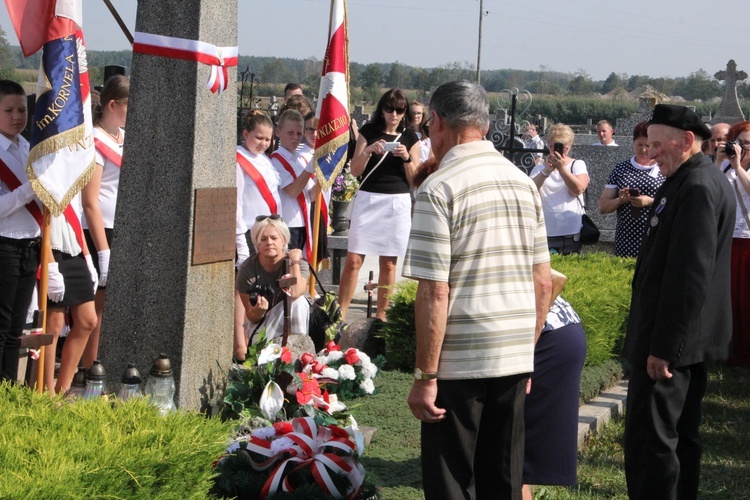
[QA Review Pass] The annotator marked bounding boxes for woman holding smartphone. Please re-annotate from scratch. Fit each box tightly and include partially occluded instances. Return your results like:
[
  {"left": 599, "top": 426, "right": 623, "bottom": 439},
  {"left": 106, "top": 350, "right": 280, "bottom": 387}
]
[
  {"left": 337, "top": 88, "right": 420, "bottom": 321},
  {"left": 530, "top": 123, "right": 590, "bottom": 255},
  {"left": 598, "top": 121, "right": 664, "bottom": 258}
]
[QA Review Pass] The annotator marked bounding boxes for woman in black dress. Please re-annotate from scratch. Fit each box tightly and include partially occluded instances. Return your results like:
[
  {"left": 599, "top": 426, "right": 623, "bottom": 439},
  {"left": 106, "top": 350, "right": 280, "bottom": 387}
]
[{"left": 522, "top": 296, "right": 587, "bottom": 498}]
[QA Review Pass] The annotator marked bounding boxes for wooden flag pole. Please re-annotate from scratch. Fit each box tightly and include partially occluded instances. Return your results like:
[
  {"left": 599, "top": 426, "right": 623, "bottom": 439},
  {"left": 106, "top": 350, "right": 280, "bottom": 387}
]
[
  {"left": 308, "top": 187, "right": 323, "bottom": 296},
  {"left": 102, "top": 0, "right": 134, "bottom": 44},
  {"left": 35, "top": 208, "right": 51, "bottom": 393}
]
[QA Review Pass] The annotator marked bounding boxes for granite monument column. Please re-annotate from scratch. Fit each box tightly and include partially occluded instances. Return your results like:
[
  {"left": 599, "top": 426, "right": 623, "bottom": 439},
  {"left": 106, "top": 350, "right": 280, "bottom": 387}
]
[{"left": 99, "top": 0, "right": 237, "bottom": 410}]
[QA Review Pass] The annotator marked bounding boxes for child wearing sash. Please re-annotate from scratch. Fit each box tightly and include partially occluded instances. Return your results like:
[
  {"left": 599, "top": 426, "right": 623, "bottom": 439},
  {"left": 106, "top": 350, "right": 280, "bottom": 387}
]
[
  {"left": 81, "top": 74, "right": 129, "bottom": 369},
  {"left": 44, "top": 192, "right": 98, "bottom": 395},
  {"left": 233, "top": 110, "right": 280, "bottom": 361},
  {"left": 270, "top": 110, "right": 317, "bottom": 261},
  {"left": 0, "top": 80, "right": 41, "bottom": 383}
]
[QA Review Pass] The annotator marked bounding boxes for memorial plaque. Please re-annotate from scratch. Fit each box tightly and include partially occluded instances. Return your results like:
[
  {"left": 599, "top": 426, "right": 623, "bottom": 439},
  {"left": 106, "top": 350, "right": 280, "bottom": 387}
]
[{"left": 192, "top": 187, "right": 236, "bottom": 265}]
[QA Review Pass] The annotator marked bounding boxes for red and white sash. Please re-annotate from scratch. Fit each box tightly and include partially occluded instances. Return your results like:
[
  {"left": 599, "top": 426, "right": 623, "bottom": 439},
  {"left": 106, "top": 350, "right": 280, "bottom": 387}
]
[
  {"left": 0, "top": 158, "right": 83, "bottom": 248},
  {"left": 271, "top": 151, "right": 312, "bottom": 261},
  {"left": 236, "top": 149, "right": 278, "bottom": 215},
  {"left": 94, "top": 137, "right": 122, "bottom": 168}
]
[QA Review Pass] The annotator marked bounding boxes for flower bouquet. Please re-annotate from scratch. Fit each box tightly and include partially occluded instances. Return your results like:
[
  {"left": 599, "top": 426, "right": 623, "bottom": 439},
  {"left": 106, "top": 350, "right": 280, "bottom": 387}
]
[
  {"left": 304, "top": 342, "right": 381, "bottom": 401},
  {"left": 330, "top": 166, "right": 359, "bottom": 202},
  {"left": 223, "top": 330, "right": 346, "bottom": 424}
]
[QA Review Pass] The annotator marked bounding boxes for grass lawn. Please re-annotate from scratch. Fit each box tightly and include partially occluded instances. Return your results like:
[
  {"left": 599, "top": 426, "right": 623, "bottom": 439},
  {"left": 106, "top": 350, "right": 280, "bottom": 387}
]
[{"left": 359, "top": 365, "right": 750, "bottom": 499}]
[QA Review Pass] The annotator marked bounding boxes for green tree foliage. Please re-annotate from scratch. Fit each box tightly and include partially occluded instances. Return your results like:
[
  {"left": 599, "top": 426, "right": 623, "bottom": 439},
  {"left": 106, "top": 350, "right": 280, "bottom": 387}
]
[
  {"left": 601, "top": 72, "right": 624, "bottom": 94},
  {"left": 386, "top": 61, "right": 411, "bottom": 89},
  {"left": 360, "top": 63, "right": 383, "bottom": 90},
  {"left": 568, "top": 69, "right": 595, "bottom": 95},
  {"left": 0, "top": 26, "right": 17, "bottom": 80}
]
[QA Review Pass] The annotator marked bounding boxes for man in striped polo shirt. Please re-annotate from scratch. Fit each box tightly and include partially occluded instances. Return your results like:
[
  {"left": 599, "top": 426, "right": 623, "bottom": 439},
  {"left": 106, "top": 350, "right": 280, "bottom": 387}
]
[{"left": 404, "top": 81, "right": 552, "bottom": 500}]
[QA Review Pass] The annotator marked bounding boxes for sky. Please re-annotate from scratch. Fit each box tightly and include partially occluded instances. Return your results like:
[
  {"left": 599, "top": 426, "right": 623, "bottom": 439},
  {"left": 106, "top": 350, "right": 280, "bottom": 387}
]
[{"left": 1, "top": 0, "right": 749, "bottom": 82}]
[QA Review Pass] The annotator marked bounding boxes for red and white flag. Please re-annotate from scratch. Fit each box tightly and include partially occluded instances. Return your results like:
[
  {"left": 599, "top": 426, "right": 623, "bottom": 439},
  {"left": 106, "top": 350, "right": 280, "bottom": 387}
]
[
  {"left": 312, "top": 0, "right": 350, "bottom": 191},
  {"left": 4, "top": 0, "right": 80, "bottom": 56},
  {"left": 4, "top": 0, "right": 95, "bottom": 216}
]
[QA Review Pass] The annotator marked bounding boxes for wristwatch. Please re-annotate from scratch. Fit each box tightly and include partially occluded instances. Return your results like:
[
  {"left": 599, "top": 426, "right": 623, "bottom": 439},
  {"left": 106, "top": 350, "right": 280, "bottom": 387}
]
[
  {"left": 414, "top": 368, "right": 438, "bottom": 380},
  {"left": 404, "top": 154, "right": 413, "bottom": 163}
]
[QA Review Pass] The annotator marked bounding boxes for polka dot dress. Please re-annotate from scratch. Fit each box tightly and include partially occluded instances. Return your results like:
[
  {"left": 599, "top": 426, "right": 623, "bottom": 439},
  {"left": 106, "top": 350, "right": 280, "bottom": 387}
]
[{"left": 606, "top": 157, "right": 665, "bottom": 257}]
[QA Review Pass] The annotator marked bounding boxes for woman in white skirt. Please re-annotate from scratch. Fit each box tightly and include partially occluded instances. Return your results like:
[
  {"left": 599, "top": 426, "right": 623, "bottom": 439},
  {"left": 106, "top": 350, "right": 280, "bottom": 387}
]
[{"left": 338, "top": 89, "right": 420, "bottom": 320}]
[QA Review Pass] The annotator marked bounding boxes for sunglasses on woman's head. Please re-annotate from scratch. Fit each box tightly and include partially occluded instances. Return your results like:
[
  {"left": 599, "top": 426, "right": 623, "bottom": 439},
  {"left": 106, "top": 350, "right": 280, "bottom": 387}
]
[
  {"left": 256, "top": 214, "right": 282, "bottom": 222},
  {"left": 384, "top": 106, "right": 406, "bottom": 115}
]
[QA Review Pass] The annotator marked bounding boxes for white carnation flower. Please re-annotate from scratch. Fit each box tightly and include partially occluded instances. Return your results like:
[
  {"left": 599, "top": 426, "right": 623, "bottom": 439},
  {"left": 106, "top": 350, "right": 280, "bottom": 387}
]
[
  {"left": 359, "top": 378, "right": 375, "bottom": 394},
  {"left": 327, "top": 350, "right": 344, "bottom": 361},
  {"left": 321, "top": 367, "right": 339, "bottom": 379},
  {"left": 356, "top": 351, "right": 371, "bottom": 365},
  {"left": 361, "top": 362, "right": 378, "bottom": 379},
  {"left": 316, "top": 354, "right": 329, "bottom": 365},
  {"left": 270, "top": 436, "right": 294, "bottom": 454},
  {"left": 338, "top": 364, "right": 356, "bottom": 380},
  {"left": 250, "top": 426, "right": 276, "bottom": 440}
]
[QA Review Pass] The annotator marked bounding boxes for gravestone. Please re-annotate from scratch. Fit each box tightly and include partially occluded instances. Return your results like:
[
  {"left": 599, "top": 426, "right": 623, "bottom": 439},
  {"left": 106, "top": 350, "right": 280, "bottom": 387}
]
[
  {"left": 713, "top": 59, "right": 747, "bottom": 125},
  {"left": 616, "top": 96, "right": 657, "bottom": 139},
  {"left": 99, "top": 0, "right": 237, "bottom": 411}
]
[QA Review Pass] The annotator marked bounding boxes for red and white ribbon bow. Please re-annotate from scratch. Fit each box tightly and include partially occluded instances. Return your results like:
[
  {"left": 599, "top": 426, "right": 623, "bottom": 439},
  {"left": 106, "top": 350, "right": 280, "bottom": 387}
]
[
  {"left": 132, "top": 32, "right": 238, "bottom": 94},
  {"left": 246, "top": 417, "right": 365, "bottom": 499}
]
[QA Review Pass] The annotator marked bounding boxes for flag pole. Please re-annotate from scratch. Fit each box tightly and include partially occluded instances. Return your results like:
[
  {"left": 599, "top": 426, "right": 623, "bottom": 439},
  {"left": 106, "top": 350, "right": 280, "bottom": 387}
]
[
  {"left": 35, "top": 208, "right": 51, "bottom": 393},
  {"left": 308, "top": 188, "right": 323, "bottom": 296},
  {"left": 102, "top": 0, "right": 134, "bottom": 44},
  {"left": 308, "top": 0, "right": 337, "bottom": 297}
]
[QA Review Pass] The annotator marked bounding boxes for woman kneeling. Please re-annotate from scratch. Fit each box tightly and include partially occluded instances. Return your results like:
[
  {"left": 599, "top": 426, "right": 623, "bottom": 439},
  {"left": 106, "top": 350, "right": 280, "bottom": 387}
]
[{"left": 234, "top": 215, "right": 309, "bottom": 361}]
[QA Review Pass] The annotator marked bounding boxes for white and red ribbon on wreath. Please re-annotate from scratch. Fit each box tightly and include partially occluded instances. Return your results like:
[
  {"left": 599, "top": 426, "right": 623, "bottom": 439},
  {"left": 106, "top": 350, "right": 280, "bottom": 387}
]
[
  {"left": 246, "top": 417, "right": 365, "bottom": 499},
  {"left": 132, "top": 31, "right": 238, "bottom": 94}
]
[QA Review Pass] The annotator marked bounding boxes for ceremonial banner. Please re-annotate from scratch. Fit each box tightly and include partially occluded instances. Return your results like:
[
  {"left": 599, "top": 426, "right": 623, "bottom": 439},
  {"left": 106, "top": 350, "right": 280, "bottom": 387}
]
[
  {"left": 26, "top": 29, "right": 95, "bottom": 216},
  {"left": 312, "top": 0, "right": 350, "bottom": 191},
  {"left": 4, "top": 0, "right": 80, "bottom": 56}
]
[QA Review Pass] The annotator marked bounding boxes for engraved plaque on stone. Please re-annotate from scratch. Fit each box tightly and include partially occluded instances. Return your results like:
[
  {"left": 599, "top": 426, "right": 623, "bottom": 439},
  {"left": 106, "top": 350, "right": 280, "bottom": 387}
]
[{"left": 192, "top": 187, "right": 236, "bottom": 265}]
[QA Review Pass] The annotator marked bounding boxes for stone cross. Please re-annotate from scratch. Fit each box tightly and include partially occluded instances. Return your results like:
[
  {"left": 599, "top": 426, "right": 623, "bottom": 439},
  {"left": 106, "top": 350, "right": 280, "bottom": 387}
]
[
  {"left": 99, "top": 0, "right": 237, "bottom": 411},
  {"left": 714, "top": 59, "right": 747, "bottom": 124},
  {"left": 351, "top": 105, "right": 370, "bottom": 128}
]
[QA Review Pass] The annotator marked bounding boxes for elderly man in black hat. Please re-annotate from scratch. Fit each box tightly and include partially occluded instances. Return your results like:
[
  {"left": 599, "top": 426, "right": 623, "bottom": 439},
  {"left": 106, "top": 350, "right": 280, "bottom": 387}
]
[{"left": 623, "top": 104, "right": 735, "bottom": 499}]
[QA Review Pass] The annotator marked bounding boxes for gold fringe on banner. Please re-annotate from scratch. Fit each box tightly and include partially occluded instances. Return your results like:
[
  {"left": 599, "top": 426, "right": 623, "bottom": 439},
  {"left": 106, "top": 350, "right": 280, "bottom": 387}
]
[
  {"left": 25, "top": 124, "right": 96, "bottom": 217},
  {"left": 313, "top": 130, "right": 349, "bottom": 192}
]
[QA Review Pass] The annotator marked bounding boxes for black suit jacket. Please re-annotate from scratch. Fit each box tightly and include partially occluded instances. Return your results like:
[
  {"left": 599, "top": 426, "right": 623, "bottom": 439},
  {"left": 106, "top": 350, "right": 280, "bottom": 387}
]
[{"left": 624, "top": 153, "right": 735, "bottom": 368}]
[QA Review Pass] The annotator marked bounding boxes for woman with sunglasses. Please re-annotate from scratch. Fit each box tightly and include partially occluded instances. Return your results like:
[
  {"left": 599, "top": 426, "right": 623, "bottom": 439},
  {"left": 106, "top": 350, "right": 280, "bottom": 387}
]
[
  {"left": 722, "top": 121, "right": 750, "bottom": 368},
  {"left": 338, "top": 89, "right": 420, "bottom": 321},
  {"left": 234, "top": 215, "right": 309, "bottom": 360}
]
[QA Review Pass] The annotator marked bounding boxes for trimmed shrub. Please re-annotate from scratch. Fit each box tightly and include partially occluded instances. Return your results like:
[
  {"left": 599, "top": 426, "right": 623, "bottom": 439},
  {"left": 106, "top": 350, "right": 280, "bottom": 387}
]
[
  {"left": 0, "top": 383, "right": 232, "bottom": 498},
  {"left": 550, "top": 252, "right": 635, "bottom": 366},
  {"left": 381, "top": 252, "right": 635, "bottom": 370}
]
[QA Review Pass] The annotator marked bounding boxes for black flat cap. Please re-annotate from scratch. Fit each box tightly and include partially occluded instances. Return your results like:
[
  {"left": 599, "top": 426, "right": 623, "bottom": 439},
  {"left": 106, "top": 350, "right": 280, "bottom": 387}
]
[{"left": 647, "top": 104, "right": 711, "bottom": 140}]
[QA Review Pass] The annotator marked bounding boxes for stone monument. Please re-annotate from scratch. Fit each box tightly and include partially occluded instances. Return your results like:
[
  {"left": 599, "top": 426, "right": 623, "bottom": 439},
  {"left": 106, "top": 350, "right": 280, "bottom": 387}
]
[
  {"left": 713, "top": 59, "right": 747, "bottom": 125},
  {"left": 99, "top": 0, "right": 237, "bottom": 411}
]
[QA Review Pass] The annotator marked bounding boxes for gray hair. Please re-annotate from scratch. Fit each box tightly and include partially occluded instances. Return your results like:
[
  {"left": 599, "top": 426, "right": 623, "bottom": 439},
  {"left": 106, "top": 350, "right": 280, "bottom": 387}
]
[
  {"left": 250, "top": 217, "right": 290, "bottom": 253},
  {"left": 429, "top": 80, "right": 489, "bottom": 132}
]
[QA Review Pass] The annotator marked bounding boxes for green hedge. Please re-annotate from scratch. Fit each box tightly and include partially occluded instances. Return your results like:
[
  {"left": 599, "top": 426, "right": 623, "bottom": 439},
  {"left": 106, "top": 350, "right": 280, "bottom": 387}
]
[
  {"left": 0, "top": 383, "right": 231, "bottom": 499},
  {"left": 381, "top": 252, "right": 635, "bottom": 370}
]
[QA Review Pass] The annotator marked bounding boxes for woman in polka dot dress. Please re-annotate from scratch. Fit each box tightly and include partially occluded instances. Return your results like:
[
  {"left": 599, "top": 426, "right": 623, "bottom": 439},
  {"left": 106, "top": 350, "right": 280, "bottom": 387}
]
[{"left": 598, "top": 121, "right": 665, "bottom": 258}]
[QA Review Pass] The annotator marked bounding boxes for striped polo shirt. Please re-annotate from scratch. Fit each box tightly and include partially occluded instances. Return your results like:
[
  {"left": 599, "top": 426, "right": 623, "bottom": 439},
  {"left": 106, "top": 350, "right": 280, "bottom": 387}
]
[{"left": 403, "top": 140, "right": 549, "bottom": 379}]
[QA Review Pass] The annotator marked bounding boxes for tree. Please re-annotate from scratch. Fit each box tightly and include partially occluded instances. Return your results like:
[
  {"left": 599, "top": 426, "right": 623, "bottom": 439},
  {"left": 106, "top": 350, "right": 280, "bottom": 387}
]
[
  {"left": 601, "top": 72, "right": 624, "bottom": 94},
  {"left": 568, "top": 69, "right": 594, "bottom": 95},
  {"left": 675, "top": 69, "right": 720, "bottom": 101},
  {"left": 385, "top": 61, "right": 410, "bottom": 89},
  {"left": 360, "top": 63, "right": 383, "bottom": 90},
  {"left": 0, "top": 26, "right": 17, "bottom": 80}
]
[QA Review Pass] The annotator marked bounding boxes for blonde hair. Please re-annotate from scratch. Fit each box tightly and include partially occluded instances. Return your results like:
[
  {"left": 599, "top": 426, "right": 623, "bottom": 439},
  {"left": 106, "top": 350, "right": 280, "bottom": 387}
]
[
  {"left": 250, "top": 217, "right": 291, "bottom": 253},
  {"left": 546, "top": 123, "right": 575, "bottom": 147}
]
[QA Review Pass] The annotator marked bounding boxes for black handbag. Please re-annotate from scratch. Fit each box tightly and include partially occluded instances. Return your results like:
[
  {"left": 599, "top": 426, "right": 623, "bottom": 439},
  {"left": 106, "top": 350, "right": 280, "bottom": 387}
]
[
  {"left": 572, "top": 160, "right": 600, "bottom": 245},
  {"left": 580, "top": 213, "right": 600, "bottom": 245}
]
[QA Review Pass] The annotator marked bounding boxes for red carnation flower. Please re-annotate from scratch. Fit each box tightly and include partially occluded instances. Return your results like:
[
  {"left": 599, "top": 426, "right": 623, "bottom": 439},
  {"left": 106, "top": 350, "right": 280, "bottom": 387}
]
[
  {"left": 344, "top": 348, "right": 359, "bottom": 365},
  {"left": 300, "top": 352, "right": 315, "bottom": 366},
  {"left": 273, "top": 421, "right": 293, "bottom": 435},
  {"left": 326, "top": 341, "right": 341, "bottom": 352},
  {"left": 312, "top": 361, "right": 326, "bottom": 374},
  {"left": 280, "top": 347, "right": 292, "bottom": 364}
]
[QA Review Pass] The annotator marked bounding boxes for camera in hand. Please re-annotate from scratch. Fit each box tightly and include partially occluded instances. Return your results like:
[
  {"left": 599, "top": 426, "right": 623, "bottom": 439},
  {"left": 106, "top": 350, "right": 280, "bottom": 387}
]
[
  {"left": 725, "top": 140, "right": 737, "bottom": 158},
  {"left": 248, "top": 283, "right": 275, "bottom": 306}
]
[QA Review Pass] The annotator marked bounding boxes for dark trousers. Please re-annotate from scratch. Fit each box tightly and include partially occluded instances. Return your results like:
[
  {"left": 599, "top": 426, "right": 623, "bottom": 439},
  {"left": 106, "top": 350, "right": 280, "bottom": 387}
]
[
  {"left": 422, "top": 374, "right": 528, "bottom": 500},
  {"left": 288, "top": 226, "right": 307, "bottom": 253},
  {"left": 0, "top": 237, "right": 39, "bottom": 382},
  {"left": 624, "top": 363, "right": 707, "bottom": 500}
]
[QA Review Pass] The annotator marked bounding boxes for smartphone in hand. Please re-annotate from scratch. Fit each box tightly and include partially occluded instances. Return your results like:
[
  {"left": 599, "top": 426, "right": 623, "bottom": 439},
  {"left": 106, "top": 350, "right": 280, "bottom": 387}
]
[
  {"left": 628, "top": 188, "right": 640, "bottom": 197},
  {"left": 553, "top": 142, "right": 564, "bottom": 155}
]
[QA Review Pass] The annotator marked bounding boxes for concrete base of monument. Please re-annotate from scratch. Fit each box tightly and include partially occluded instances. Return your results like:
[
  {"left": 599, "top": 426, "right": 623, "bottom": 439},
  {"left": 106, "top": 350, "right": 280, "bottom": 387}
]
[{"left": 577, "top": 379, "right": 628, "bottom": 450}]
